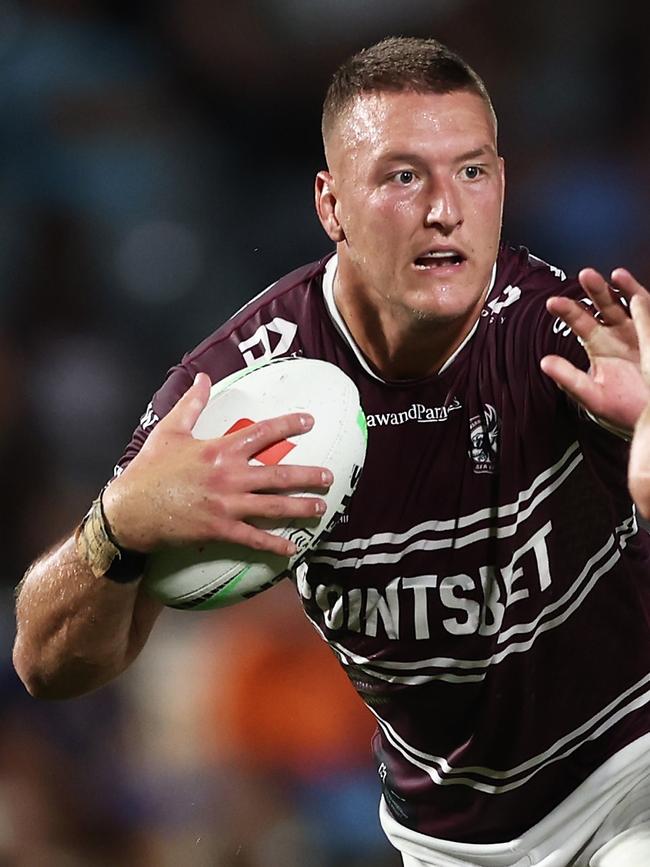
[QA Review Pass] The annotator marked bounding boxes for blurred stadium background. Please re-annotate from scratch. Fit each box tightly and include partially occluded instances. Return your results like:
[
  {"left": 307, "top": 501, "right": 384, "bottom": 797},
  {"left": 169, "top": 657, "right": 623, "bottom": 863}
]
[{"left": 0, "top": 1, "right": 648, "bottom": 864}]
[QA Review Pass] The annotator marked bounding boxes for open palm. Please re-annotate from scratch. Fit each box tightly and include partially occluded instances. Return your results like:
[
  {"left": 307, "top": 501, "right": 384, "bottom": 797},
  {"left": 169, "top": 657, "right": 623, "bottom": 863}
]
[{"left": 540, "top": 267, "right": 650, "bottom": 434}]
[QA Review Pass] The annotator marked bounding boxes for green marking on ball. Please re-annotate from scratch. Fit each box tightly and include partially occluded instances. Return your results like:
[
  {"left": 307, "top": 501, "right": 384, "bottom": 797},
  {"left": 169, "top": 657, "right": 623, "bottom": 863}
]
[
  {"left": 190, "top": 564, "right": 255, "bottom": 611},
  {"left": 357, "top": 408, "right": 368, "bottom": 442}
]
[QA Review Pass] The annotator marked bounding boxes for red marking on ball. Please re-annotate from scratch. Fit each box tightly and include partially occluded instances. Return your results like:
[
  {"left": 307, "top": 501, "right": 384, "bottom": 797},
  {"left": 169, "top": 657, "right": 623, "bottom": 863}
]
[{"left": 225, "top": 418, "right": 296, "bottom": 465}]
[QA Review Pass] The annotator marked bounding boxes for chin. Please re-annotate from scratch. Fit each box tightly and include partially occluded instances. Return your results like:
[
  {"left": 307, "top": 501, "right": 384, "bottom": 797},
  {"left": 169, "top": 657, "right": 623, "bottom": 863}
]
[
  {"left": 405, "top": 284, "right": 484, "bottom": 323},
  {"left": 403, "top": 294, "right": 469, "bottom": 323},
  {"left": 406, "top": 305, "right": 458, "bottom": 325}
]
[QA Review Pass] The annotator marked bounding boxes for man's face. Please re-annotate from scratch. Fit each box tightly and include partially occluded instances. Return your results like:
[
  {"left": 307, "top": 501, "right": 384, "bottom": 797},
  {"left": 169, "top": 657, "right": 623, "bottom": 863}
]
[{"left": 320, "top": 89, "right": 505, "bottom": 326}]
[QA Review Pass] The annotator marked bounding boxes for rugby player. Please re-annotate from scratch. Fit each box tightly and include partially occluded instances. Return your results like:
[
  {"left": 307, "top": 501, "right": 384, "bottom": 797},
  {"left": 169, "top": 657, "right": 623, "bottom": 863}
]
[{"left": 13, "top": 37, "right": 650, "bottom": 866}]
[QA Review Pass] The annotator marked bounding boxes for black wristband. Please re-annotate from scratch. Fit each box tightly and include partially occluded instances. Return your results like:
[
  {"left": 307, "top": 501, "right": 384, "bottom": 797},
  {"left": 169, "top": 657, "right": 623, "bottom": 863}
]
[{"left": 104, "top": 548, "right": 147, "bottom": 584}]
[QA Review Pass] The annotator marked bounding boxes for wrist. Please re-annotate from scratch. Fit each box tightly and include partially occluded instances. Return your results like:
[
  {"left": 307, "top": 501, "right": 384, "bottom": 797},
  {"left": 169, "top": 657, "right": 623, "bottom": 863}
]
[
  {"left": 76, "top": 487, "right": 146, "bottom": 584},
  {"left": 101, "top": 477, "right": 149, "bottom": 554}
]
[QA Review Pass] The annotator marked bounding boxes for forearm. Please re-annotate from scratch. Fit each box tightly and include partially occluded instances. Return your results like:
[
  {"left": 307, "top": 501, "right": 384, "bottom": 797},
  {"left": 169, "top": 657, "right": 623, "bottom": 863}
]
[
  {"left": 13, "top": 535, "right": 160, "bottom": 699},
  {"left": 629, "top": 406, "right": 650, "bottom": 521},
  {"left": 12, "top": 377, "right": 328, "bottom": 699}
]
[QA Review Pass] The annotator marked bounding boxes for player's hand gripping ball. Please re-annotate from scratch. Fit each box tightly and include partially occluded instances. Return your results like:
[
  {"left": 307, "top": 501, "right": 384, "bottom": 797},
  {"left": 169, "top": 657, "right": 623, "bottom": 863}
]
[{"left": 144, "top": 357, "right": 367, "bottom": 609}]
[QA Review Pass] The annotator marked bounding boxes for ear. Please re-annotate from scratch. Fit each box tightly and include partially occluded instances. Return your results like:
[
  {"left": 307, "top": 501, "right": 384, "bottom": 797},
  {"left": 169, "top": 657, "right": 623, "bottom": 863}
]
[
  {"left": 315, "top": 171, "right": 345, "bottom": 243},
  {"left": 498, "top": 156, "right": 506, "bottom": 196}
]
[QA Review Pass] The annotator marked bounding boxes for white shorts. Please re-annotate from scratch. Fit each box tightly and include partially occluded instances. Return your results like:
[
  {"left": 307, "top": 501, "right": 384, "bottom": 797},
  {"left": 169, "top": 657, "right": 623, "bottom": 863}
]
[{"left": 380, "top": 733, "right": 650, "bottom": 867}]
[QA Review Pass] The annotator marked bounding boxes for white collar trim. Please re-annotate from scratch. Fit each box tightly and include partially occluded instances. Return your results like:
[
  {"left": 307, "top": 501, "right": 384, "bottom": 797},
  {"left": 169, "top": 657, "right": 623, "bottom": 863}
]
[
  {"left": 321, "top": 253, "right": 497, "bottom": 381},
  {"left": 322, "top": 254, "right": 384, "bottom": 381}
]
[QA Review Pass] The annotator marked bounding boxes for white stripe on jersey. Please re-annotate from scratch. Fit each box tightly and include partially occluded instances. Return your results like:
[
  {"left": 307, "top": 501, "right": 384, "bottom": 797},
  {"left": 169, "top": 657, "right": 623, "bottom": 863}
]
[
  {"left": 309, "top": 513, "right": 637, "bottom": 685},
  {"left": 313, "top": 441, "right": 583, "bottom": 565},
  {"left": 370, "top": 671, "right": 650, "bottom": 794}
]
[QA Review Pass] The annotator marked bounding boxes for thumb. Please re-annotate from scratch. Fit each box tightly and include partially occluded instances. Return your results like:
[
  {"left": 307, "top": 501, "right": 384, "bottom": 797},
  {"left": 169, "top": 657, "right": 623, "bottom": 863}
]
[{"left": 159, "top": 372, "right": 212, "bottom": 435}]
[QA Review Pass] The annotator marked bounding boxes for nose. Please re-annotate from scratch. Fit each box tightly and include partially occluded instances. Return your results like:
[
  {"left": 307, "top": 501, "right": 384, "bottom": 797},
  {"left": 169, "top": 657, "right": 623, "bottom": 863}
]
[{"left": 424, "top": 178, "right": 462, "bottom": 233}]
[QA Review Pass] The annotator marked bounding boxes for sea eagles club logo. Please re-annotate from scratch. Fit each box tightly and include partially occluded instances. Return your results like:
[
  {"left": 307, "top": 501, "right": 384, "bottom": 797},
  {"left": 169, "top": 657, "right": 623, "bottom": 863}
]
[{"left": 468, "top": 404, "right": 499, "bottom": 474}]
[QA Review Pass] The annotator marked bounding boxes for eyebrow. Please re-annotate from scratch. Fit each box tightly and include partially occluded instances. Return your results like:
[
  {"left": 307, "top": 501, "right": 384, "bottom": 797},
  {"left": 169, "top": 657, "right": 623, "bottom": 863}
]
[
  {"left": 377, "top": 144, "right": 497, "bottom": 166},
  {"left": 455, "top": 146, "right": 496, "bottom": 162}
]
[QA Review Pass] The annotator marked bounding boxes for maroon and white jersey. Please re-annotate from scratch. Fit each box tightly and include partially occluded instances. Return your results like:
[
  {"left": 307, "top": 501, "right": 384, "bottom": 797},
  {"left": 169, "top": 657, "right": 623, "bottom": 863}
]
[{"left": 118, "top": 243, "right": 650, "bottom": 844}]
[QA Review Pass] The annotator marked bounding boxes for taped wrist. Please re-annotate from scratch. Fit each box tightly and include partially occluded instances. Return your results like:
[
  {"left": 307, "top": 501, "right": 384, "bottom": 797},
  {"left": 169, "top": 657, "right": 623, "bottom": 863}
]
[{"left": 75, "top": 489, "right": 146, "bottom": 583}]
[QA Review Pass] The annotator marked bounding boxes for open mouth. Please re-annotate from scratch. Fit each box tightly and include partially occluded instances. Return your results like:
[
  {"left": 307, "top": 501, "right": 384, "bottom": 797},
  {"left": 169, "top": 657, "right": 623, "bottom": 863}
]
[{"left": 414, "top": 250, "right": 466, "bottom": 269}]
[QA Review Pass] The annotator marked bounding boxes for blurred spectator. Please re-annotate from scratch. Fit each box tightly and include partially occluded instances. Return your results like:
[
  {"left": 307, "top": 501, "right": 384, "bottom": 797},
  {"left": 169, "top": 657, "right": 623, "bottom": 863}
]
[
  {"left": 124, "top": 582, "right": 399, "bottom": 867},
  {"left": 200, "top": 582, "right": 387, "bottom": 865},
  {"left": 0, "top": 657, "right": 151, "bottom": 866}
]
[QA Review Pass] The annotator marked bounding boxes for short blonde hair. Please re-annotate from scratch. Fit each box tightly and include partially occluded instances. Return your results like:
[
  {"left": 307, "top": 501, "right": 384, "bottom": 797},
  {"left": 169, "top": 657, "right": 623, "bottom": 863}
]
[{"left": 322, "top": 36, "right": 496, "bottom": 144}]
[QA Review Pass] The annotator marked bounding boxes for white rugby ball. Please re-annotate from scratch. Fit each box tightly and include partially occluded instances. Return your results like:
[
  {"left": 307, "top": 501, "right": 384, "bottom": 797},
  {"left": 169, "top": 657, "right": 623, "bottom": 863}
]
[{"left": 144, "top": 357, "right": 367, "bottom": 610}]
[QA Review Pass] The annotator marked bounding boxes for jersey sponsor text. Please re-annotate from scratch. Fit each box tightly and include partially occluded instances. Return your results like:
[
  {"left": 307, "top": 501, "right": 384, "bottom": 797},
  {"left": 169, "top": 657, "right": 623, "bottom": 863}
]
[{"left": 366, "top": 398, "right": 461, "bottom": 428}]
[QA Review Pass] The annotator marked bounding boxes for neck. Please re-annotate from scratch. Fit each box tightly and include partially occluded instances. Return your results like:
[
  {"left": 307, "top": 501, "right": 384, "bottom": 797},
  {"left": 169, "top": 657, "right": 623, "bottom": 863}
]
[{"left": 333, "top": 269, "right": 486, "bottom": 380}]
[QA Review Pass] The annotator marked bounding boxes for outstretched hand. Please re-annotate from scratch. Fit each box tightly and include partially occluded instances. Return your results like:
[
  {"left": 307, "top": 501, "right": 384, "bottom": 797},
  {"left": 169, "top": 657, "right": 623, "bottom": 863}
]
[
  {"left": 102, "top": 372, "right": 332, "bottom": 557},
  {"left": 540, "top": 268, "right": 650, "bottom": 434},
  {"left": 628, "top": 294, "right": 650, "bottom": 518}
]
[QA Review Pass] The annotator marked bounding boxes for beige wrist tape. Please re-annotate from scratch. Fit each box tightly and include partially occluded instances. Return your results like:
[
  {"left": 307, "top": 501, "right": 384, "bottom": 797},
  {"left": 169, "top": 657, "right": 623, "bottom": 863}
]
[{"left": 75, "top": 495, "right": 120, "bottom": 578}]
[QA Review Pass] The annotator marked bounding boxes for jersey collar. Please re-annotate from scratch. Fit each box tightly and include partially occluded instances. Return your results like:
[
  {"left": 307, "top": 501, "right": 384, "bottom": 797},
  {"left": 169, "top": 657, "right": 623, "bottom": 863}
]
[{"left": 321, "top": 253, "right": 497, "bottom": 381}]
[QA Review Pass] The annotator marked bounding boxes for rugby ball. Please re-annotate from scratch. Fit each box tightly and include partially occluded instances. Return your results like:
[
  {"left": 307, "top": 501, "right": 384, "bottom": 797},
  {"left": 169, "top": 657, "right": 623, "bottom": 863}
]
[{"left": 144, "top": 357, "right": 367, "bottom": 610}]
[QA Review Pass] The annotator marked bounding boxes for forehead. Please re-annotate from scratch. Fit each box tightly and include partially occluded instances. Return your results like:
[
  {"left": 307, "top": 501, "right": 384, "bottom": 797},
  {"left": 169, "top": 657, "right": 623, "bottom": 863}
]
[{"left": 329, "top": 89, "right": 497, "bottom": 165}]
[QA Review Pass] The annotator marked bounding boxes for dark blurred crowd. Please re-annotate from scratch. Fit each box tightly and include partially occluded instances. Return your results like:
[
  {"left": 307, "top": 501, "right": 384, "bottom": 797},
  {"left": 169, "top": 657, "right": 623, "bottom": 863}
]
[{"left": 0, "top": 1, "right": 648, "bottom": 864}]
